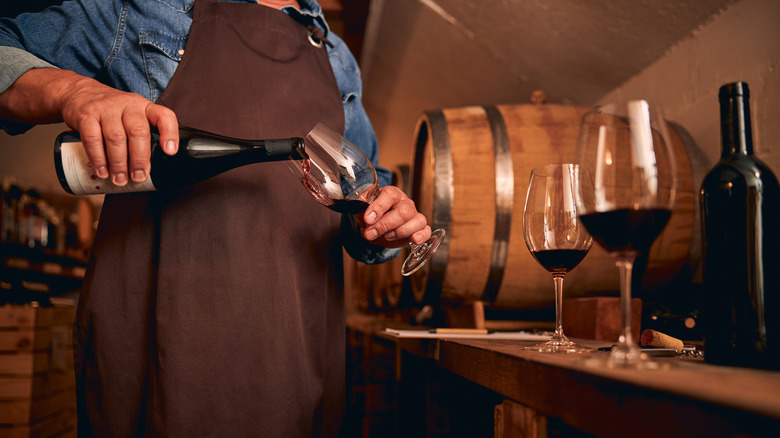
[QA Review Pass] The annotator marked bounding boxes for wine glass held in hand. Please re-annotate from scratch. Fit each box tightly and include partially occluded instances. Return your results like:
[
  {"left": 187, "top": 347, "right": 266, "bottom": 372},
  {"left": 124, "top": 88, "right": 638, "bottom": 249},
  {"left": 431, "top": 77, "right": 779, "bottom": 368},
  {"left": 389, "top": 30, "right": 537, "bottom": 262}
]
[
  {"left": 287, "top": 123, "right": 446, "bottom": 276},
  {"left": 523, "top": 164, "right": 594, "bottom": 353},
  {"left": 575, "top": 100, "right": 677, "bottom": 369}
]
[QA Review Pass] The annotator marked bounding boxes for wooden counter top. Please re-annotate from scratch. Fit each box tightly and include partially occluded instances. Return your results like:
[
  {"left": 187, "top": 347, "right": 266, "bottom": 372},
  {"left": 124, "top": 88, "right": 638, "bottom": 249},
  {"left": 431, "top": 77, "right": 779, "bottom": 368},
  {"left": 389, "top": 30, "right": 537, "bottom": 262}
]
[{"left": 348, "top": 314, "right": 780, "bottom": 437}]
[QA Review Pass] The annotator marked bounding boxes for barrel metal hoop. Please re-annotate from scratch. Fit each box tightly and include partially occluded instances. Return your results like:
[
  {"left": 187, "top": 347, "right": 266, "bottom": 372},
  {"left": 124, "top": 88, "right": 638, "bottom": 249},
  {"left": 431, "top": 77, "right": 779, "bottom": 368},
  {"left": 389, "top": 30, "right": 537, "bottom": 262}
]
[
  {"left": 425, "top": 110, "right": 453, "bottom": 299},
  {"left": 482, "top": 105, "right": 513, "bottom": 303}
]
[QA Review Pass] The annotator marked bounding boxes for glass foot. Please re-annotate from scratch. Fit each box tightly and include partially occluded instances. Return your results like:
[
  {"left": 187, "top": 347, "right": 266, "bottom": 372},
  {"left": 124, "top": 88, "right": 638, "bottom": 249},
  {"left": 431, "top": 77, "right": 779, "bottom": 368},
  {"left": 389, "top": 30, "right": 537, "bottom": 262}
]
[
  {"left": 401, "top": 228, "right": 446, "bottom": 276},
  {"left": 524, "top": 334, "right": 594, "bottom": 354},
  {"left": 581, "top": 343, "right": 671, "bottom": 370}
]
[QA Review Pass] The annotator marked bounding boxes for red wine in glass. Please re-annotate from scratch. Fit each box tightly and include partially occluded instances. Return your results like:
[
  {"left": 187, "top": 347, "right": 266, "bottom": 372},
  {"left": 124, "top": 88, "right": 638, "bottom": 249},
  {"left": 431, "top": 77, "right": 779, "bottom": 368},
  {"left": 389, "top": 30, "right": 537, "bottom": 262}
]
[
  {"left": 326, "top": 199, "right": 370, "bottom": 215},
  {"left": 301, "top": 157, "right": 375, "bottom": 214},
  {"left": 578, "top": 208, "right": 672, "bottom": 254},
  {"left": 531, "top": 249, "right": 590, "bottom": 274}
]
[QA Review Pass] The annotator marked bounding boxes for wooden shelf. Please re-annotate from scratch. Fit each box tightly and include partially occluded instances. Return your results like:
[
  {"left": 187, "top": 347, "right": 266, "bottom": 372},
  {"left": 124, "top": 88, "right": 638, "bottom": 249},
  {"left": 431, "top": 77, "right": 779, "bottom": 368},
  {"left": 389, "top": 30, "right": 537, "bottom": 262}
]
[
  {"left": 0, "top": 243, "right": 86, "bottom": 303},
  {"left": 346, "top": 314, "right": 780, "bottom": 438}
]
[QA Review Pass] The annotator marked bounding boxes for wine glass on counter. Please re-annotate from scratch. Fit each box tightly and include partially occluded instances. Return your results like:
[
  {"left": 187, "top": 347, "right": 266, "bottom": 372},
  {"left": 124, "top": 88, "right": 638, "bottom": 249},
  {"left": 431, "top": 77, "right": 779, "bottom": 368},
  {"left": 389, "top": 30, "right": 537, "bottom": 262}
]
[
  {"left": 575, "top": 100, "right": 677, "bottom": 368},
  {"left": 523, "top": 164, "right": 594, "bottom": 353},
  {"left": 287, "top": 123, "right": 446, "bottom": 276}
]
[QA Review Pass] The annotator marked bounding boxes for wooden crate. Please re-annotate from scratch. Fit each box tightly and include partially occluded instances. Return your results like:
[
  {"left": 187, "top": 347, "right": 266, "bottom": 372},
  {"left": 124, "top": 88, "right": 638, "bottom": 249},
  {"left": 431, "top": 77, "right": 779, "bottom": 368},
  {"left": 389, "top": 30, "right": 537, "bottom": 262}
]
[{"left": 0, "top": 304, "right": 77, "bottom": 438}]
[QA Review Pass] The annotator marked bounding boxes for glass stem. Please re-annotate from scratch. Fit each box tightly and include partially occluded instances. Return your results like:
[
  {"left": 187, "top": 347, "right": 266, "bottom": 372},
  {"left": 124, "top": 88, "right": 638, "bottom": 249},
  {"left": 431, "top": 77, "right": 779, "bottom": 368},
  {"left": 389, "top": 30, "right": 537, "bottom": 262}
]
[
  {"left": 615, "top": 255, "right": 636, "bottom": 348},
  {"left": 552, "top": 274, "right": 565, "bottom": 339},
  {"left": 408, "top": 240, "right": 418, "bottom": 257}
]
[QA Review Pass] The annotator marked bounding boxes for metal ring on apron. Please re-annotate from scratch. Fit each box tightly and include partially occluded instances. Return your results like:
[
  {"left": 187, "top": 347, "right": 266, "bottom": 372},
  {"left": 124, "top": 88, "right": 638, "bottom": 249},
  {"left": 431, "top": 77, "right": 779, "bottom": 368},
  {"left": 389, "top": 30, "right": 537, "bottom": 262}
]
[{"left": 307, "top": 31, "right": 323, "bottom": 48}]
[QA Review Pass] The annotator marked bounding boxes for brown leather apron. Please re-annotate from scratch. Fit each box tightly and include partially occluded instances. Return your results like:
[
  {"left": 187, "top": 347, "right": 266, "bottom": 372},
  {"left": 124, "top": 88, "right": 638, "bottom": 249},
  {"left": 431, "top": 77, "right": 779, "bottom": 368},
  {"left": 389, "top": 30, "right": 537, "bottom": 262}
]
[{"left": 75, "top": 0, "right": 346, "bottom": 436}]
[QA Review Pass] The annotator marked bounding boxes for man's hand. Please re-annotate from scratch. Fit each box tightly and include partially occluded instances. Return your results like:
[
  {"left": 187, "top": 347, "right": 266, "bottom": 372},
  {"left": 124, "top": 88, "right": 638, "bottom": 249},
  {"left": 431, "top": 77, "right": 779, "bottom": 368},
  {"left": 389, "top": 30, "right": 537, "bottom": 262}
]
[
  {"left": 0, "top": 68, "right": 179, "bottom": 186},
  {"left": 358, "top": 185, "right": 431, "bottom": 248}
]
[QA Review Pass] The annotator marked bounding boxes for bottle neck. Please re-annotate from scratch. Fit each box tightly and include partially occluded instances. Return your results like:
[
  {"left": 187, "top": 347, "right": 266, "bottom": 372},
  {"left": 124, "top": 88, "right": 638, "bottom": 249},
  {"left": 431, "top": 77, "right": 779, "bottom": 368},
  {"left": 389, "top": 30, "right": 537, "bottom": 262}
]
[
  {"left": 719, "top": 87, "right": 753, "bottom": 157},
  {"left": 175, "top": 127, "right": 302, "bottom": 160}
]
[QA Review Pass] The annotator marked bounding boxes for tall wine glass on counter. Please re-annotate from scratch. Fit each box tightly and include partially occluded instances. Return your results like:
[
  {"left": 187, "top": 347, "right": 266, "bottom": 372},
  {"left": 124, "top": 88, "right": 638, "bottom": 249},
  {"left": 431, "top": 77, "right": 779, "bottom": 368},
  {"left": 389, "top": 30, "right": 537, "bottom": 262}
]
[
  {"left": 523, "top": 164, "right": 594, "bottom": 353},
  {"left": 575, "top": 100, "right": 677, "bottom": 368},
  {"left": 288, "top": 123, "right": 446, "bottom": 276}
]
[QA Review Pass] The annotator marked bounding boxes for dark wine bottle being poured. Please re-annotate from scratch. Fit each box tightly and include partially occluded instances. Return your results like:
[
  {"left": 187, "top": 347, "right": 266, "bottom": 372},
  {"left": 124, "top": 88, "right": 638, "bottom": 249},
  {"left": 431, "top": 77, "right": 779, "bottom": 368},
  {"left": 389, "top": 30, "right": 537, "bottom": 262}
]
[{"left": 54, "top": 127, "right": 305, "bottom": 195}]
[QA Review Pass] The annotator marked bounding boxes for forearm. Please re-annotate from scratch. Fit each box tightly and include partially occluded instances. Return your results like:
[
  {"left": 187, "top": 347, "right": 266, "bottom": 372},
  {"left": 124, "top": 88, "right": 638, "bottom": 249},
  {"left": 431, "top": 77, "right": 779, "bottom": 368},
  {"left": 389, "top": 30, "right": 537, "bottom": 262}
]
[{"left": 0, "top": 67, "right": 80, "bottom": 125}]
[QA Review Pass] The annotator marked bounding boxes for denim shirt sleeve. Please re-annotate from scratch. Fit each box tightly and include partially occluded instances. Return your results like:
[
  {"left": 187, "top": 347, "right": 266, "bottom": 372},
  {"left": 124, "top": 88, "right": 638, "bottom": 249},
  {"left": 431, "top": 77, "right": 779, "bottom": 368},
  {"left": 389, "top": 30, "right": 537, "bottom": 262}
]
[
  {"left": 325, "top": 31, "right": 400, "bottom": 264},
  {"left": 0, "top": 46, "right": 56, "bottom": 134},
  {"left": 0, "top": 0, "right": 124, "bottom": 82}
]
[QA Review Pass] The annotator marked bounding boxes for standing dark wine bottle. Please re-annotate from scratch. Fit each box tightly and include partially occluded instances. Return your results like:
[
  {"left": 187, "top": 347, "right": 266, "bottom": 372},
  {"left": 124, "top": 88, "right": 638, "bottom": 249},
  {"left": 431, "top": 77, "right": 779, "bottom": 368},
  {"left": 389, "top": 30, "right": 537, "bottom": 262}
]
[
  {"left": 700, "top": 81, "right": 780, "bottom": 369},
  {"left": 54, "top": 127, "right": 305, "bottom": 195}
]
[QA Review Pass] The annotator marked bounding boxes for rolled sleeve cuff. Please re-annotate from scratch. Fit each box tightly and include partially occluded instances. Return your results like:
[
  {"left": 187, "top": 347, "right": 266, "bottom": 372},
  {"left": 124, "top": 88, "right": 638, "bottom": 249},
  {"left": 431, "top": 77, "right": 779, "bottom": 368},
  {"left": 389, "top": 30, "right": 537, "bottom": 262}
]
[
  {"left": 0, "top": 47, "right": 57, "bottom": 134},
  {"left": 0, "top": 46, "right": 56, "bottom": 93}
]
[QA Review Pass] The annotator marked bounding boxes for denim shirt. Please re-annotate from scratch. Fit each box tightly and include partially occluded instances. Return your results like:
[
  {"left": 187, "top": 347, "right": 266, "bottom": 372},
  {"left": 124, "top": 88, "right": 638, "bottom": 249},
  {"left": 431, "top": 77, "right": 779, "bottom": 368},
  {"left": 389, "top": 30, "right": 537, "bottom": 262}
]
[{"left": 0, "top": 0, "right": 398, "bottom": 264}]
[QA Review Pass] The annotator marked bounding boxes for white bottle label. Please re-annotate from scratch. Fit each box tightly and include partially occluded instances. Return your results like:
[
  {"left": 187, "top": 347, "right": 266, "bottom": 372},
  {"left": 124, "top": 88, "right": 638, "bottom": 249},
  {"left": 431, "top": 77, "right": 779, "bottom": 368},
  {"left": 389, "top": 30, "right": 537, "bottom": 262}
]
[{"left": 60, "top": 141, "right": 156, "bottom": 194}]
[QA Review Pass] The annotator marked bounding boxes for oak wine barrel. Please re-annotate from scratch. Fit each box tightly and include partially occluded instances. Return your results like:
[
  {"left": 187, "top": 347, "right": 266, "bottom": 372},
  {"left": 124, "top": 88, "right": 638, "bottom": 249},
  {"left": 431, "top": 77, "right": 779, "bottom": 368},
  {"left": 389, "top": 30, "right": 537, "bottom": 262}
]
[{"left": 409, "top": 104, "right": 701, "bottom": 309}]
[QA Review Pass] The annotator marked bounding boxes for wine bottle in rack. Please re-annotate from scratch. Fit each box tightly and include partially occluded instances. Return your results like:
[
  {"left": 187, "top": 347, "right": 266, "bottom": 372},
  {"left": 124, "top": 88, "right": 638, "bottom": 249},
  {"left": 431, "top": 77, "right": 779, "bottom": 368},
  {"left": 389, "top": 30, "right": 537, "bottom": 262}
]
[
  {"left": 700, "top": 81, "right": 780, "bottom": 369},
  {"left": 54, "top": 127, "right": 305, "bottom": 195}
]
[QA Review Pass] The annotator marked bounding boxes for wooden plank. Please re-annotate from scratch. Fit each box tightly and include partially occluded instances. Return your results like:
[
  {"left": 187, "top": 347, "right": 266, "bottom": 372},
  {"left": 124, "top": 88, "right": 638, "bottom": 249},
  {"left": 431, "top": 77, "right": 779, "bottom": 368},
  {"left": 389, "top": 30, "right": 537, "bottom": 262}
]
[
  {"left": 0, "top": 389, "right": 76, "bottom": 423},
  {"left": 0, "top": 329, "right": 52, "bottom": 351},
  {"left": 0, "top": 306, "right": 37, "bottom": 328},
  {"left": 0, "top": 305, "right": 75, "bottom": 329},
  {"left": 0, "top": 326, "right": 74, "bottom": 375},
  {"left": 0, "top": 351, "right": 74, "bottom": 375},
  {"left": 56, "top": 426, "right": 78, "bottom": 438},
  {"left": 0, "top": 352, "right": 48, "bottom": 375},
  {"left": 30, "top": 307, "right": 76, "bottom": 328},
  {"left": 0, "top": 407, "right": 77, "bottom": 438},
  {"left": 494, "top": 399, "right": 547, "bottom": 438},
  {"left": 48, "top": 326, "right": 72, "bottom": 371},
  {"left": 0, "top": 376, "right": 33, "bottom": 399},
  {"left": 31, "top": 407, "right": 76, "bottom": 438},
  {"left": 0, "top": 369, "right": 76, "bottom": 399}
]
